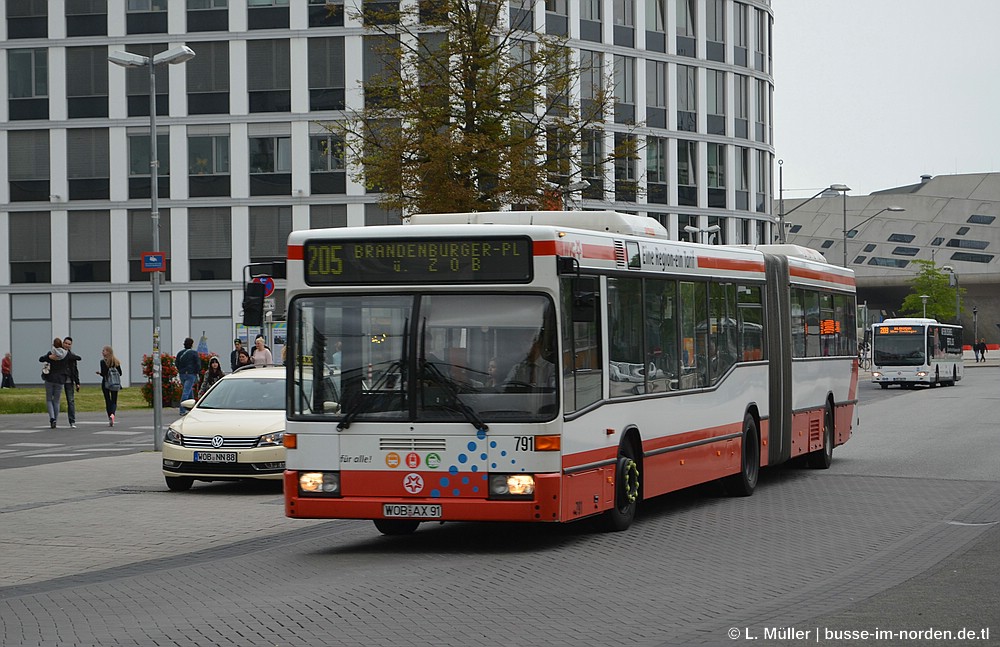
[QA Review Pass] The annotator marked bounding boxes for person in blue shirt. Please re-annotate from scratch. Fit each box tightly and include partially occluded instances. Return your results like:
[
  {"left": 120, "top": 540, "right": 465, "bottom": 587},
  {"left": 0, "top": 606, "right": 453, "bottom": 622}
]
[{"left": 176, "top": 337, "right": 201, "bottom": 416}]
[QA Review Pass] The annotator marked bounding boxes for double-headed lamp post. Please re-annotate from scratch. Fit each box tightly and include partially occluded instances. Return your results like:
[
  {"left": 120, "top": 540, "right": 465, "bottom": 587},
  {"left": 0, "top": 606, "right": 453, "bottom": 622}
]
[
  {"left": 777, "top": 182, "right": 850, "bottom": 244},
  {"left": 109, "top": 46, "right": 195, "bottom": 451},
  {"left": 825, "top": 183, "right": 852, "bottom": 266},
  {"left": 684, "top": 224, "right": 721, "bottom": 245}
]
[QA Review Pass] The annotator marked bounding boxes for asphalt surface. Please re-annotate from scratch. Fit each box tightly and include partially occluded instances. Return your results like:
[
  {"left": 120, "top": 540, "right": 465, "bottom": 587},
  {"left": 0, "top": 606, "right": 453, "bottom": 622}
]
[{"left": 0, "top": 360, "right": 997, "bottom": 646}]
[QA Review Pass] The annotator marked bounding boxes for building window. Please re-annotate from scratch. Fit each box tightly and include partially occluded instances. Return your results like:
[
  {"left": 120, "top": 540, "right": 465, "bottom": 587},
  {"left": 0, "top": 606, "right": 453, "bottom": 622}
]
[
  {"left": 581, "top": 129, "right": 604, "bottom": 200},
  {"left": 364, "top": 35, "right": 401, "bottom": 108},
  {"left": 249, "top": 134, "right": 292, "bottom": 196},
  {"left": 188, "top": 0, "right": 228, "bottom": 7},
  {"left": 613, "top": 0, "right": 635, "bottom": 45},
  {"left": 820, "top": 240, "right": 834, "bottom": 249},
  {"left": 68, "top": 128, "right": 110, "bottom": 200},
  {"left": 614, "top": 133, "right": 637, "bottom": 202},
  {"left": 580, "top": 50, "right": 604, "bottom": 121},
  {"left": 9, "top": 212, "right": 51, "bottom": 283},
  {"left": 646, "top": 136, "right": 668, "bottom": 204},
  {"left": 967, "top": 214, "right": 996, "bottom": 224},
  {"left": 247, "top": 39, "right": 291, "bottom": 113},
  {"left": 678, "top": 140, "right": 697, "bottom": 207},
  {"left": 734, "top": 74, "right": 749, "bottom": 139},
  {"left": 863, "top": 244, "right": 876, "bottom": 253},
  {"left": 66, "top": 46, "right": 109, "bottom": 118},
  {"left": 645, "top": 0, "right": 665, "bottom": 51},
  {"left": 677, "top": 64, "right": 696, "bottom": 132},
  {"left": 754, "top": 6, "right": 769, "bottom": 72},
  {"left": 128, "top": 131, "right": 170, "bottom": 199},
  {"left": 946, "top": 239, "right": 989, "bottom": 250},
  {"left": 309, "top": 0, "right": 344, "bottom": 27},
  {"left": 645, "top": 60, "right": 667, "bottom": 128},
  {"left": 8, "top": 48, "right": 48, "bottom": 120},
  {"left": 309, "top": 37, "right": 346, "bottom": 110},
  {"left": 188, "top": 132, "right": 230, "bottom": 197},
  {"left": 755, "top": 79, "right": 769, "bottom": 142},
  {"left": 892, "top": 247, "right": 919, "bottom": 256},
  {"left": 949, "top": 252, "right": 994, "bottom": 263},
  {"left": 128, "top": 209, "right": 171, "bottom": 282},
  {"left": 707, "top": 143, "right": 726, "bottom": 208},
  {"left": 756, "top": 149, "right": 769, "bottom": 213},
  {"left": 66, "top": 0, "right": 108, "bottom": 37},
  {"left": 127, "top": 0, "right": 167, "bottom": 34},
  {"left": 887, "top": 233, "right": 915, "bottom": 243},
  {"left": 706, "top": 0, "right": 725, "bottom": 61},
  {"left": 735, "top": 146, "right": 749, "bottom": 210},
  {"left": 707, "top": 69, "right": 725, "bottom": 135},
  {"left": 310, "top": 132, "right": 346, "bottom": 194},
  {"left": 188, "top": 0, "right": 229, "bottom": 31},
  {"left": 581, "top": 0, "right": 601, "bottom": 42},
  {"left": 734, "top": 2, "right": 749, "bottom": 66},
  {"left": 250, "top": 206, "right": 293, "bottom": 264},
  {"left": 7, "top": 0, "right": 48, "bottom": 38},
  {"left": 187, "top": 41, "right": 230, "bottom": 114},
  {"left": 867, "top": 258, "right": 909, "bottom": 268},
  {"left": 8, "top": 130, "right": 50, "bottom": 202},
  {"left": 189, "top": 207, "right": 232, "bottom": 280},
  {"left": 789, "top": 224, "right": 802, "bottom": 234},
  {"left": 676, "top": 0, "right": 695, "bottom": 57},
  {"left": 365, "top": 203, "right": 400, "bottom": 225},
  {"left": 613, "top": 55, "right": 635, "bottom": 124},
  {"left": 70, "top": 210, "right": 111, "bottom": 282},
  {"left": 931, "top": 237, "right": 944, "bottom": 246},
  {"left": 956, "top": 226, "right": 970, "bottom": 235},
  {"left": 310, "top": 204, "right": 348, "bottom": 229},
  {"left": 249, "top": 0, "right": 290, "bottom": 29}
]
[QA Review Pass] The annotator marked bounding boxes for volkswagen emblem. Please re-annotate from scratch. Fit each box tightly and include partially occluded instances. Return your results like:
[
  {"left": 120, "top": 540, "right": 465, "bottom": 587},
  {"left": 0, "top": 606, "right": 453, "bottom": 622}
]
[{"left": 211, "top": 435, "right": 224, "bottom": 448}]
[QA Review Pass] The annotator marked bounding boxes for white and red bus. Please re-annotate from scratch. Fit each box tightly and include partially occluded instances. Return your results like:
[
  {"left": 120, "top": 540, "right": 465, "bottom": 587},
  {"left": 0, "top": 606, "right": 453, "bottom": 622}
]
[
  {"left": 870, "top": 318, "right": 963, "bottom": 388},
  {"left": 282, "top": 211, "right": 858, "bottom": 534}
]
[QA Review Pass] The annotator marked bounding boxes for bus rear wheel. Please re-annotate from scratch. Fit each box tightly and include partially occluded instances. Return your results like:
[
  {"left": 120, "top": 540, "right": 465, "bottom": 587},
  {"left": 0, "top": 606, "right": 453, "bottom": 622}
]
[
  {"left": 600, "top": 441, "right": 641, "bottom": 532},
  {"left": 725, "top": 414, "right": 759, "bottom": 496},
  {"left": 373, "top": 519, "right": 420, "bottom": 535},
  {"left": 807, "top": 405, "right": 834, "bottom": 469}
]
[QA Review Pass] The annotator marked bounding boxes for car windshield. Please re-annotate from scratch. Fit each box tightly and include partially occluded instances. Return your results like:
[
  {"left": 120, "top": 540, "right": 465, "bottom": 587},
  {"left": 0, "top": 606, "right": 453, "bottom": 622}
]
[
  {"left": 197, "top": 376, "right": 285, "bottom": 411},
  {"left": 289, "top": 293, "right": 558, "bottom": 424}
]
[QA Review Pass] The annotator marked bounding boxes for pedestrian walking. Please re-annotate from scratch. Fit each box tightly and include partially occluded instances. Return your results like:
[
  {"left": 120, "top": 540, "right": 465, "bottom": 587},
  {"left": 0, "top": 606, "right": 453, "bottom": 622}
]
[
  {"left": 176, "top": 337, "right": 201, "bottom": 416},
  {"left": 61, "top": 337, "right": 83, "bottom": 428},
  {"left": 979, "top": 339, "right": 988, "bottom": 362},
  {"left": 97, "top": 346, "right": 123, "bottom": 427},
  {"left": 39, "top": 338, "right": 71, "bottom": 428},
  {"left": 1, "top": 352, "right": 14, "bottom": 388},
  {"left": 251, "top": 335, "right": 273, "bottom": 366}
]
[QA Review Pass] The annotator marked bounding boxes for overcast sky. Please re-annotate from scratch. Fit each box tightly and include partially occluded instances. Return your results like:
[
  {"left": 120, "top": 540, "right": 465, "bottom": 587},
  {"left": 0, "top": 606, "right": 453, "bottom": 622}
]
[{"left": 772, "top": 0, "right": 1000, "bottom": 199}]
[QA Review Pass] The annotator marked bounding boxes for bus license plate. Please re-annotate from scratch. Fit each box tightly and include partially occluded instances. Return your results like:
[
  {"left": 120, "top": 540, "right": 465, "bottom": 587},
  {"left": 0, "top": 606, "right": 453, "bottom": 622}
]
[
  {"left": 194, "top": 451, "right": 237, "bottom": 463},
  {"left": 382, "top": 504, "right": 442, "bottom": 519}
]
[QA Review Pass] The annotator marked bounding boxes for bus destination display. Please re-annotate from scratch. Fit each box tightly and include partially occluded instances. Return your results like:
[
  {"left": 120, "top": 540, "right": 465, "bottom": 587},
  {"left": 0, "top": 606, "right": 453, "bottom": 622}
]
[
  {"left": 877, "top": 325, "right": 919, "bottom": 335},
  {"left": 304, "top": 237, "right": 533, "bottom": 285}
]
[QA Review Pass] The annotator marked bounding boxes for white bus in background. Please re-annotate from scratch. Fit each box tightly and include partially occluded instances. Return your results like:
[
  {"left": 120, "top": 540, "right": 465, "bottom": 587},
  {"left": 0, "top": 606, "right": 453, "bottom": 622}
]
[{"left": 871, "top": 318, "right": 963, "bottom": 388}]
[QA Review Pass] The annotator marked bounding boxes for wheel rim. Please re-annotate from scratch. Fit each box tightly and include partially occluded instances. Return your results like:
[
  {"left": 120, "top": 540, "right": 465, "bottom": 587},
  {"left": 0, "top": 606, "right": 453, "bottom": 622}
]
[{"left": 617, "top": 455, "right": 640, "bottom": 510}]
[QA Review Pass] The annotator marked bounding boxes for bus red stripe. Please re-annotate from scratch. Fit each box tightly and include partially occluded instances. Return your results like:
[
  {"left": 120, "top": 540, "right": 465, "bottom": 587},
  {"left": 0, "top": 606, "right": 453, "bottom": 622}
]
[
  {"left": 790, "top": 266, "right": 855, "bottom": 287},
  {"left": 696, "top": 257, "right": 765, "bottom": 272}
]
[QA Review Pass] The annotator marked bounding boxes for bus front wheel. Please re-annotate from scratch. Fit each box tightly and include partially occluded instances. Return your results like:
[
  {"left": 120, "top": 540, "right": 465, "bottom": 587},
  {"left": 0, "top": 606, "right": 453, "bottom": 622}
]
[{"left": 600, "top": 440, "right": 641, "bottom": 532}]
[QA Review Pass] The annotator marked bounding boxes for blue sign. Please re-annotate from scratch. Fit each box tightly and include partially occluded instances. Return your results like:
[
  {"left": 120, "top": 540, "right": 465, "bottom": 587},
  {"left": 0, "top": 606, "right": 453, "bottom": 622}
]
[{"left": 142, "top": 252, "right": 166, "bottom": 272}]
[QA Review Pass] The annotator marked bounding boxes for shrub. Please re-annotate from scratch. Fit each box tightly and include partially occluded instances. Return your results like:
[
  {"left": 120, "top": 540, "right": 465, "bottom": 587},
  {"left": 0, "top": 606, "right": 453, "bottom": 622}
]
[{"left": 140, "top": 353, "right": 183, "bottom": 407}]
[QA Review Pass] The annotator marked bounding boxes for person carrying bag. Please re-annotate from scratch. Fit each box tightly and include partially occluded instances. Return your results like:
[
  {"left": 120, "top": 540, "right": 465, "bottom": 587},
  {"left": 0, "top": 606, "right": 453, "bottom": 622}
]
[{"left": 98, "top": 346, "right": 123, "bottom": 427}]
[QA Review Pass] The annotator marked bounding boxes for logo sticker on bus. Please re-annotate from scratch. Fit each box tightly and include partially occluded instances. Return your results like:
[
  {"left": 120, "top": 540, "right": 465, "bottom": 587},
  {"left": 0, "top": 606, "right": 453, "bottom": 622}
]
[
  {"left": 406, "top": 452, "right": 421, "bottom": 468},
  {"left": 403, "top": 473, "right": 424, "bottom": 494},
  {"left": 385, "top": 452, "right": 401, "bottom": 468},
  {"left": 426, "top": 453, "right": 441, "bottom": 469}
]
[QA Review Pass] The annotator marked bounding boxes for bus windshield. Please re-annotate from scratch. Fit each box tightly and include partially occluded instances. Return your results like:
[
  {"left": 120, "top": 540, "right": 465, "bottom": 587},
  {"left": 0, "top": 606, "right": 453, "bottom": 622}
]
[
  {"left": 872, "top": 332, "right": 926, "bottom": 366},
  {"left": 290, "top": 293, "right": 558, "bottom": 424}
]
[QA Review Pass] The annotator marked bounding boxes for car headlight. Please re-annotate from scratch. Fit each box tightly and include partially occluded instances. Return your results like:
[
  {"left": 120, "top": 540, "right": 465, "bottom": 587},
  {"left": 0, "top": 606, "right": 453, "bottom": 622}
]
[
  {"left": 488, "top": 474, "right": 535, "bottom": 499},
  {"left": 164, "top": 428, "right": 183, "bottom": 445},
  {"left": 257, "top": 431, "right": 284, "bottom": 447}
]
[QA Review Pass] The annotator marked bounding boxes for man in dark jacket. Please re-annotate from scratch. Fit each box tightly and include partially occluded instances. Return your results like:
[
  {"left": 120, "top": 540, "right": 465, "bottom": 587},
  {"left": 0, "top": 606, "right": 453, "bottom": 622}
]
[
  {"left": 61, "top": 336, "right": 83, "bottom": 428},
  {"left": 176, "top": 337, "right": 201, "bottom": 416},
  {"left": 230, "top": 338, "right": 243, "bottom": 372}
]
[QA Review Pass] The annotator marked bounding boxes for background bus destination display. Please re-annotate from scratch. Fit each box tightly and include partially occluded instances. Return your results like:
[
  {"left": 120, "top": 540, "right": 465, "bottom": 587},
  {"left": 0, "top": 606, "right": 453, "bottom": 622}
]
[{"left": 304, "top": 237, "right": 533, "bottom": 285}]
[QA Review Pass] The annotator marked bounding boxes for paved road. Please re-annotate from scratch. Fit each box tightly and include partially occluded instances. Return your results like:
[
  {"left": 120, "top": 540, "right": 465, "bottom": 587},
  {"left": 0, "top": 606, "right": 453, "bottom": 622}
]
[{"left": 0, "top": 368, "right": 998, "bottom": 647}]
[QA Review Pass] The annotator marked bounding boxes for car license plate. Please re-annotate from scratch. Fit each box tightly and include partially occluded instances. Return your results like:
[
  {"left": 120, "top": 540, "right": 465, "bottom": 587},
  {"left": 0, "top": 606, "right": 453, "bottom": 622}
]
[
  {"left": 194, "top": 451, "right": 237, "bottom": 463},
  {"left": 382, "top": 504, "right": 442, "bottom": 519}
]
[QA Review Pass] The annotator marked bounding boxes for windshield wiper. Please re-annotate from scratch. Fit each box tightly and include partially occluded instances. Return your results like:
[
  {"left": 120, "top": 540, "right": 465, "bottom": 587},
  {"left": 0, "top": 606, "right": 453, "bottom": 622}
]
[
  {"left": 420, "top": 359, "right": 488, "bottom": 432},
  {"left": 337, "top": 359, "right": 405, "bottom": 430}
]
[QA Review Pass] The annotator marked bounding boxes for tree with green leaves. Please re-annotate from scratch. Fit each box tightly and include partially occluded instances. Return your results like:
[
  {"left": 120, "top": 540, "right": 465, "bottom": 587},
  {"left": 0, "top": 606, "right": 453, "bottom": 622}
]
[
  {"left": 331, "top": 0, "right": 633, "bottom": 215},
  {"left": 899, "top": 260, "right": 965, "bottom": 322}
]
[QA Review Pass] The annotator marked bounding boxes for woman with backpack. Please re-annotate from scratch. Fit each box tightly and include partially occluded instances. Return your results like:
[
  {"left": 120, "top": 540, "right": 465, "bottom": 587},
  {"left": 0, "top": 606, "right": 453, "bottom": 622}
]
[{"left": 97, "top": 345, "right": 123, "bottom": 427}]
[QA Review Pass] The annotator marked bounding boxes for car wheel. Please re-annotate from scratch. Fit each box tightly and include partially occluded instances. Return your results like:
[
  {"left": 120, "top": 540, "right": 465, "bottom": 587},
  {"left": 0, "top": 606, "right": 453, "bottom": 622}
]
[{"left": 165, "top": 476, "right": 194, "bottom": 492}]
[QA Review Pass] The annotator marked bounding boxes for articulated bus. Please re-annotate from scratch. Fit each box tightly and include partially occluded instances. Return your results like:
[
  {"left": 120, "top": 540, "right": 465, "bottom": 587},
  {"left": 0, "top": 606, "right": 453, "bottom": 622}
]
[
  {"left": 282, "top": 211, "right": 858, "bottom": 535},
  {"left": 871, "top": 318, "right": 963, "bottom": 388}
]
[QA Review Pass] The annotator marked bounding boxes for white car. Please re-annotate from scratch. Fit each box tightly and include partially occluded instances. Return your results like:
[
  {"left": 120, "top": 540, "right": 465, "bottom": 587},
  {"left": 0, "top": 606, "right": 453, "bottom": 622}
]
[{"left": 161, "top": 366, "right": 287, "bottom": 491}]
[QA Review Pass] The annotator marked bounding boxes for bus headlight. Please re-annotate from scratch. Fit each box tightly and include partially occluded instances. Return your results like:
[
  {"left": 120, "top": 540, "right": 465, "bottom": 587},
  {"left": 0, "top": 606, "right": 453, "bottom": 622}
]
[
  {"left": 916, "top": 371, "right": 928, "bottom": 377},
  {"left": 488, "top": 474, "right": 535, "bottom": 499},
  {"left": 871, "top": 371, "right": 883, "bottom": 378},
  {"left": 299, "top": 471, "right": 340, "bottom": 496}
]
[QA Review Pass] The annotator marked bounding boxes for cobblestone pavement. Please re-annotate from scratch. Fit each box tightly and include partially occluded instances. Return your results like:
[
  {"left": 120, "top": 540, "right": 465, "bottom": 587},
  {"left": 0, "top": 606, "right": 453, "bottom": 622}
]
[{"left": 1, "top": 372, "right": 998, "bottom": 646}]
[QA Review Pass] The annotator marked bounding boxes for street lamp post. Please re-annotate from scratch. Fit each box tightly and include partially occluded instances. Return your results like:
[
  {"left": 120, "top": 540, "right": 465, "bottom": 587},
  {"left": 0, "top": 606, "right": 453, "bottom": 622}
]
[
  {"left": 919, "top": 294, "right": 930, "bottom": 319},
  {"left": 825, "top": 183, "right": 852, "bottom": 267},
  {"left": 778, "top": 182, "right": 850, "bottom": 246},
  {"left": 941, "top": 265, "right": 960, "bottom": 325},
  {"left": 844, "top": 206, "right": 905, "bottom": 265},
  {"left": 109, "top": 46, "right": 195, "bottom": 451},
  {"left": 973, "top": 305, "right": 978, "bottom": 341}
]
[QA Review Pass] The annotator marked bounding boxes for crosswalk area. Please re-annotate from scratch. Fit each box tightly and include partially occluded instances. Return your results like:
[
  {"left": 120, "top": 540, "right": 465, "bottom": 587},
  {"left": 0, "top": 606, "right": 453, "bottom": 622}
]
[{"left": 0, "top": 416, "right": 152, "bottom": 466}]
